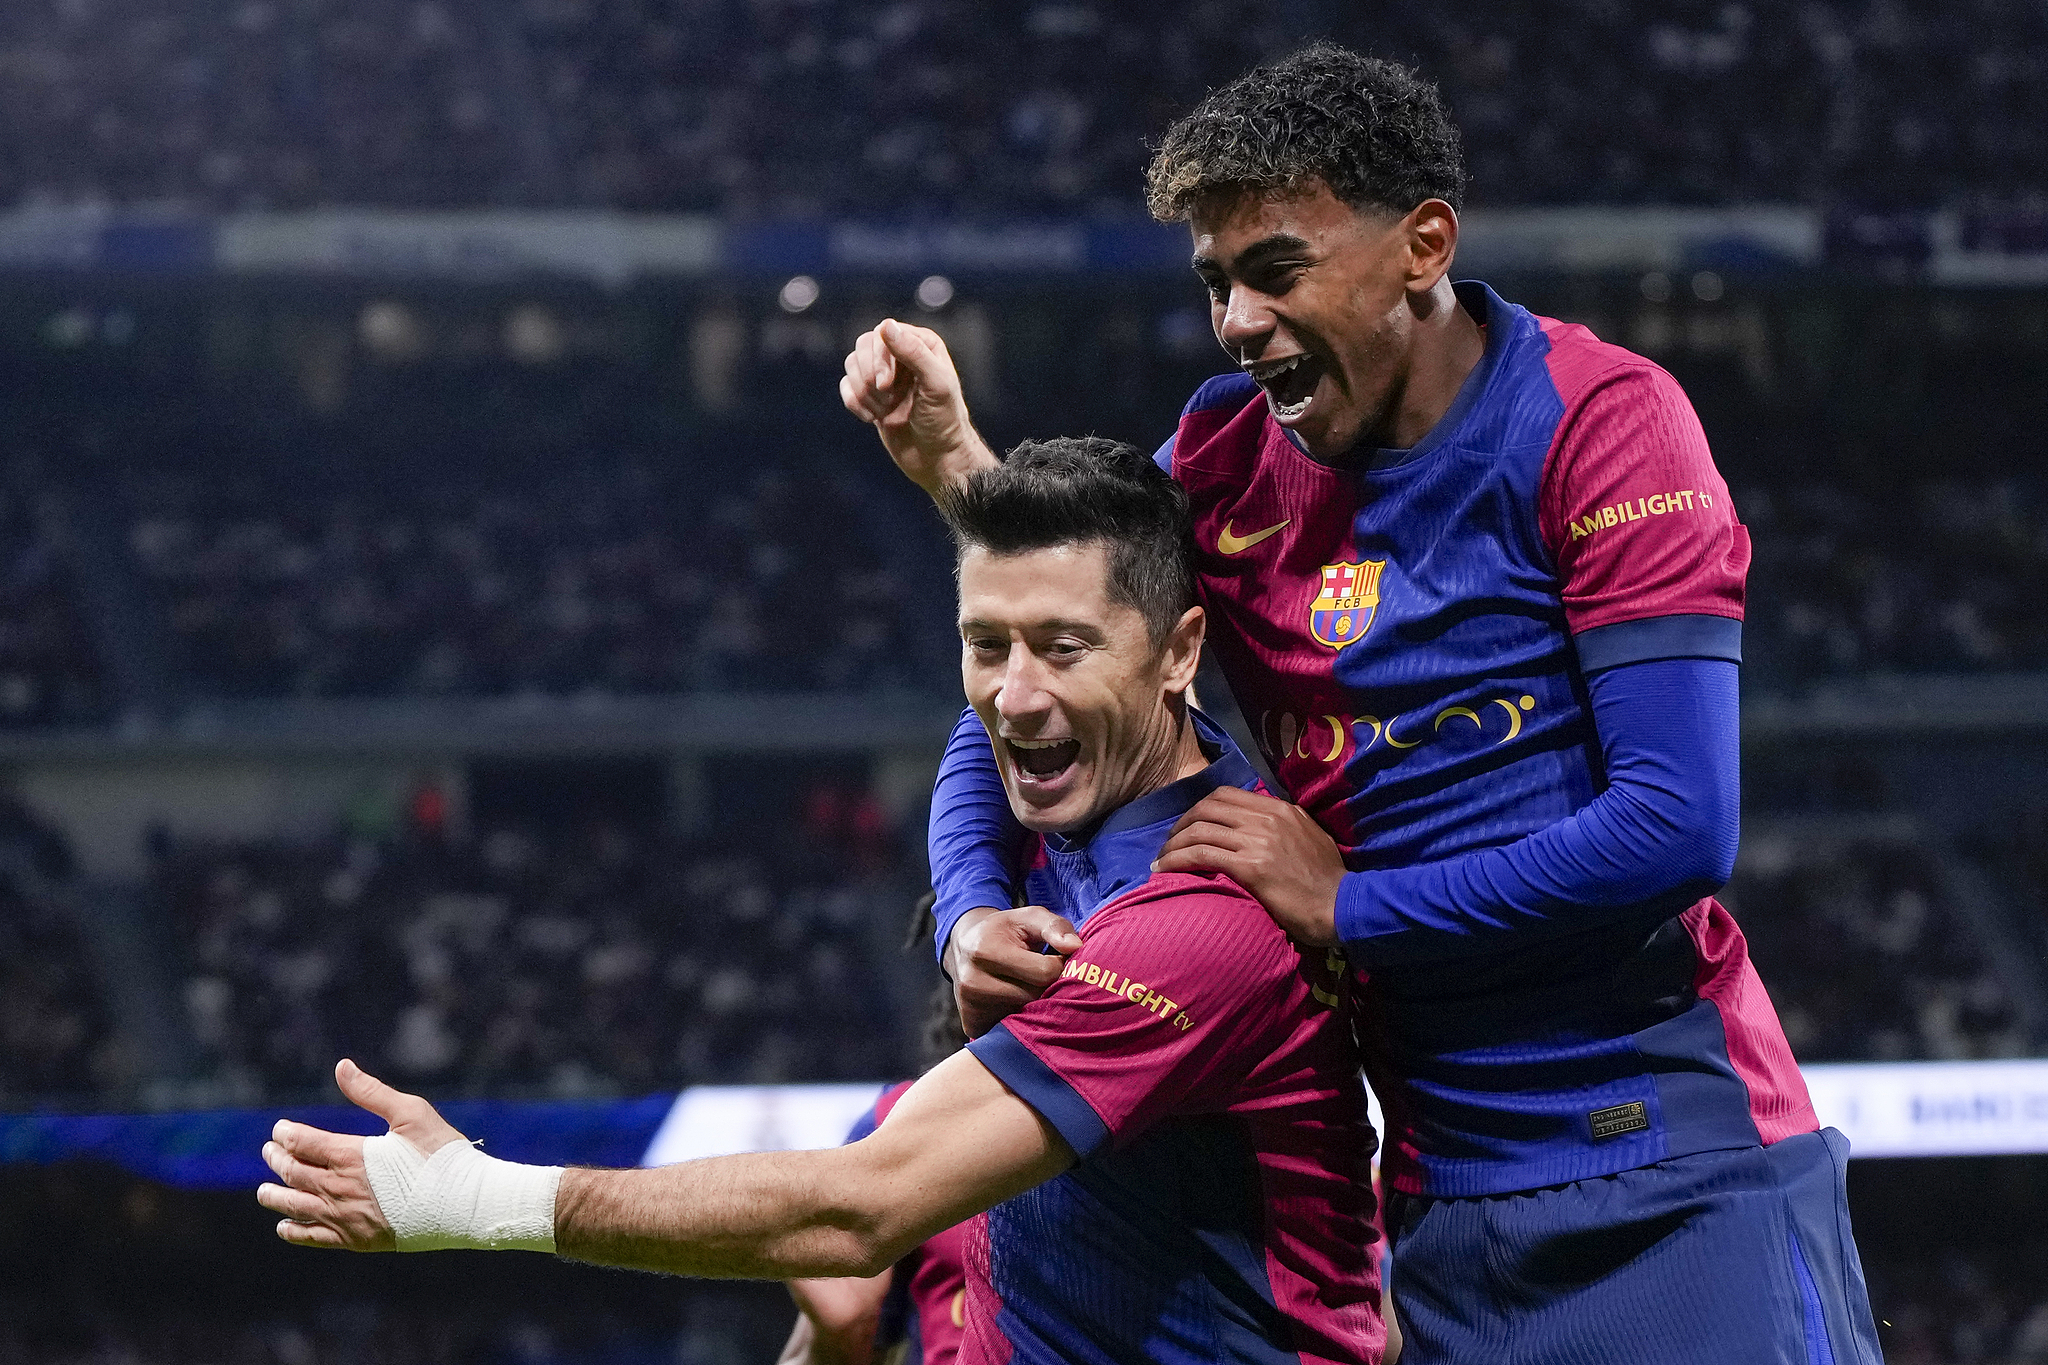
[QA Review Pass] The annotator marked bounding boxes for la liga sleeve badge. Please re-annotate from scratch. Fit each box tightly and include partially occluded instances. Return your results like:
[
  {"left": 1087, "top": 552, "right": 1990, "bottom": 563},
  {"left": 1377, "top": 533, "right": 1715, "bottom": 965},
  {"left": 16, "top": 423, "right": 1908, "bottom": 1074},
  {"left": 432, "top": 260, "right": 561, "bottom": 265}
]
[{"left": 1309, "top": 560, "right": 1385, "bottom": 648}]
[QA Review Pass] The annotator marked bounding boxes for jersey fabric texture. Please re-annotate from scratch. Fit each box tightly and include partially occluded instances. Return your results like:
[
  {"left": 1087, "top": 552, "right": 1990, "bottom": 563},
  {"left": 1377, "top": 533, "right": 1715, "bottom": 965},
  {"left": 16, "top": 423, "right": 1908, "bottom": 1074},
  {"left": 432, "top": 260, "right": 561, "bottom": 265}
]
[
  {"left": 962, "top": 712, "right": 1385, "bottom": 1365},
  {"left": 847, "top": 1082, "right": 969, "bottom": 1365},
  {"left": 1159, "top": 280, "right": 1812, "bottom": 1199},
  {"left": 1386, "top": 1129, "right": 1882, "bottom": 1365}
]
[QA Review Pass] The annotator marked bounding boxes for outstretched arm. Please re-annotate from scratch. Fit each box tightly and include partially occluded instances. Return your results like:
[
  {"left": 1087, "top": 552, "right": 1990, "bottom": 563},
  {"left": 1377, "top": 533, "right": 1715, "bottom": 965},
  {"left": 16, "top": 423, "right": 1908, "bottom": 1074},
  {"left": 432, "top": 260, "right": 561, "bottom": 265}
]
[
  {"left": 258, "top": 1054, "right": 1071, "bottom": 1279},
  {"left": 1155, "top": 657, "right": 1739, "bottom": 964}
]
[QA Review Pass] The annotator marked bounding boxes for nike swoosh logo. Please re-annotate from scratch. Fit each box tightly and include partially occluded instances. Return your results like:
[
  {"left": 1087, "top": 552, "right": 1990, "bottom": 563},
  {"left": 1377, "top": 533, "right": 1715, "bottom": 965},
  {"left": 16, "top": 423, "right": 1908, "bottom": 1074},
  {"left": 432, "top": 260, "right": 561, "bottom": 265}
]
[{"left": 1216, "top": 519, "right": 1290, "bottom": 554}]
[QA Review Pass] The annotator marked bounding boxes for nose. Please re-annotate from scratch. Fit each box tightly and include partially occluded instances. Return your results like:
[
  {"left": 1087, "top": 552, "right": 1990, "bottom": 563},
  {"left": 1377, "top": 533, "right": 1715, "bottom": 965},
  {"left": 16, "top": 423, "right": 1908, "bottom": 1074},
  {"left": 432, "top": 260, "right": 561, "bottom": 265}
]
[
  {"left": 1216, "top": 283, "right": 1274, "bottom": 355},
  {"left": 995, "top": 644, "right": 1053, "bottom": 728}
]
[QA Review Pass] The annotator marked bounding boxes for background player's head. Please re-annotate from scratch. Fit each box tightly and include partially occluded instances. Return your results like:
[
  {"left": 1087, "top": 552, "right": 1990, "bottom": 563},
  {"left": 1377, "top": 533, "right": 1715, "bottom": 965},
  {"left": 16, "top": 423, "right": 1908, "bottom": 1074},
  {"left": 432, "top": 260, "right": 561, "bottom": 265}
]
[
  {"left": 1146, "top": 41, "right": 1468, "bottom": 462},
  {"left": 939, "top": 436, "right": 1202, "bottom": 835}
]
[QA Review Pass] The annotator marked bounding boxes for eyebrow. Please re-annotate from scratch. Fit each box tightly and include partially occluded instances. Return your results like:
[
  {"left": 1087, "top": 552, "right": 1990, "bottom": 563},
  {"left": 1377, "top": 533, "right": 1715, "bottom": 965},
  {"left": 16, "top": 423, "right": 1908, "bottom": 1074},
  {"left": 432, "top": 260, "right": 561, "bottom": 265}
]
[
  {"left": 958, "top": 617, "right": 1106, "bottom": 636},
  {"left": 1191, "top": 232, "right": 1313, "bottom": 274}
]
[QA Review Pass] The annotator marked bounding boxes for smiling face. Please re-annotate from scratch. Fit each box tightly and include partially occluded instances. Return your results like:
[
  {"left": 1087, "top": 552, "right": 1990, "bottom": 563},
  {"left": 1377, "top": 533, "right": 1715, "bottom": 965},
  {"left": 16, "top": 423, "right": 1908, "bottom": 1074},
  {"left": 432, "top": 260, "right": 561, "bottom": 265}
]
[
  {"left": 958, "top": 541, "right": 1205, "bottom": 835},
  {"left": 1192, "top": 182, "right": 1455, "bottom": 461}
]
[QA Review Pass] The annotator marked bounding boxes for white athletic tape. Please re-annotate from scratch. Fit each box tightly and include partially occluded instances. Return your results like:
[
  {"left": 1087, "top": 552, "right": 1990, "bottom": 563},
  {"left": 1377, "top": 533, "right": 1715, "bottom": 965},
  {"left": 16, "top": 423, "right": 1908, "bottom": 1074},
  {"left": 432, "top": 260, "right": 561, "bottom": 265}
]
[{"left": 361, "top": 1131, "right": 563, "bottom": 1253}]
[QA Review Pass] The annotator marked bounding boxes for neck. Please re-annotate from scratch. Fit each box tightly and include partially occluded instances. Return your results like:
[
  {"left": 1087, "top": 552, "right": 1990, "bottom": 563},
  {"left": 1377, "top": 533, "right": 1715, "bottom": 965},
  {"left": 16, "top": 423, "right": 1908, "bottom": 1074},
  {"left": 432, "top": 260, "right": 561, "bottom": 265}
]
[
  {"left": 1067, "top": 704, "right": 1211, "bottom": 837},
  {"left": 1383, "top": 277, "right": 1486, "bottom": 449}
]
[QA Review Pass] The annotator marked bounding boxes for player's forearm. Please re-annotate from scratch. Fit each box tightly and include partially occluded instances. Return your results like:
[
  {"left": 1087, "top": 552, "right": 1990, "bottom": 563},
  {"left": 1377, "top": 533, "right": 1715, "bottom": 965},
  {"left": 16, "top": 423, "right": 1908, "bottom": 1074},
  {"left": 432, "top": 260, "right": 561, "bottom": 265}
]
[
  {"left": 929, "top": 706, "right": 1024, "bottom": 960},
  {"left": 553, "top": 1149, "right": 918, "bottom": 1280},
  {"left": 1336, "top": 658, "right": 1739, "bottom": 965}
]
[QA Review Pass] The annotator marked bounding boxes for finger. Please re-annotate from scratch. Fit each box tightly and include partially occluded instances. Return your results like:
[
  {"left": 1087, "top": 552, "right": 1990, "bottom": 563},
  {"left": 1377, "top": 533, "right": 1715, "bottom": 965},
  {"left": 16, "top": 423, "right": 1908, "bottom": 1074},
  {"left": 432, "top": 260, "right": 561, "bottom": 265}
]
[
  {"left": 273, "top": 1119, "right": 361, "bottom": 1174},
  {"left": 859, "top": 327, "right": 899, "bottom": 401},
  {"left": 1156, "top": 820, "right": 1255, "bottom": 860},
  {"left": 335, "top": 1058, "right": 426, "bottom": 1127},
  {"left": 1008, "top": 907, "right": 1082, "bottom": 953},
  {"left": 257, "top": 1180, "right": 327, "bottom": 1222},
  {"left": 839, "top": 374, "right": 874, "bottom": 423},
  {"left": 877, "top": 319, "right": 954, "bottom": 394},
  {"left": 276, "top": 1219, "right": 349, "bottom": 1249},
  {"left": 1152, "top": 844, "right": 1254, "bottom": 881}
]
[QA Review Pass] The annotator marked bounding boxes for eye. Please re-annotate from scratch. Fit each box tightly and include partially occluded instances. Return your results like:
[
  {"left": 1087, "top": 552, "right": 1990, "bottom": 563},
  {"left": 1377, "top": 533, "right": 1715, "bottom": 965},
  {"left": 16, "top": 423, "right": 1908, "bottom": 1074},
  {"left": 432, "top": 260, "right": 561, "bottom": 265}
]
[
  {"left": 1196, "top": 273, "right": 1228, "bottom": 303},
  {"left": 1044, "top": 639, "right": 1087, "bottom": 662},
  {"left": 965, "top": 636, "right": 1004, "bottom": 658},
  {"left": 1251, "top": 262, "right": 1304, "bottom": 295}
]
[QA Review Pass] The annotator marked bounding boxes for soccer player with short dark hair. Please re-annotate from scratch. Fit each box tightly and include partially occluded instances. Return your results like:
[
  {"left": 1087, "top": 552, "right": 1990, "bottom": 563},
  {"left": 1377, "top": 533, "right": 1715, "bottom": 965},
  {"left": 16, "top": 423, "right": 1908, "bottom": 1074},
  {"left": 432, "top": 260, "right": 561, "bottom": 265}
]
[
  {"left": 842, "top": 42, "right": 1883, "bottom": 1365},
  {"left": 256, "top": 439, "right": 1388, "bottom": 1365}
]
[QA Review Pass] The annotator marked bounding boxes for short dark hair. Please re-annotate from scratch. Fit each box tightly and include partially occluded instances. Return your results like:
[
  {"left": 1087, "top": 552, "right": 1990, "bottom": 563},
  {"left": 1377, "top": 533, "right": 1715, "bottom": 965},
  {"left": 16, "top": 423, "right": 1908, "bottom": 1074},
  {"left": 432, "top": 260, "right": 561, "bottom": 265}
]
[
  {"left": 1145, "top": 41, "right": 1466, "bottom": 223},
  {"left": 938, "top": 436, "right": 1195, "bottom": 648}
]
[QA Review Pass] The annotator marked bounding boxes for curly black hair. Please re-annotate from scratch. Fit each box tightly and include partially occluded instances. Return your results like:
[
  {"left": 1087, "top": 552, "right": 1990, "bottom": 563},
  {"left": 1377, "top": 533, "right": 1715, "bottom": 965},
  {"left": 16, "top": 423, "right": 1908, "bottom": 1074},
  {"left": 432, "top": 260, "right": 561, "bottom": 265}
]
[
  {"left": 1145, "top": 41, "right": 1466, "bottom": 222},
  {"left": 938, "top": 435, "right": 1196, "bottom": 648}
]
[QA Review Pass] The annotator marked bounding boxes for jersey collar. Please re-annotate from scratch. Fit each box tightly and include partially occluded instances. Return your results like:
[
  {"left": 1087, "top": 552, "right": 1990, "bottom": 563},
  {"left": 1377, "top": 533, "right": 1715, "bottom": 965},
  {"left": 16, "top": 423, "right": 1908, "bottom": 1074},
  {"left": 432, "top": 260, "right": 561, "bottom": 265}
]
[{"left": 1040, "top": 707, "right": 1261, "bottom": 914}]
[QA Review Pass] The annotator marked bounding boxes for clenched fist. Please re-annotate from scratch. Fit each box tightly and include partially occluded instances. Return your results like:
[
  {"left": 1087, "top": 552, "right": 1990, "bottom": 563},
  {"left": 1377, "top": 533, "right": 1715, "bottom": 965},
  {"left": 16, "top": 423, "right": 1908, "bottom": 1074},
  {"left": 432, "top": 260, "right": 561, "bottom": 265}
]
[{"left": 839, "top": 318, "right": 997, "bottom": 494}]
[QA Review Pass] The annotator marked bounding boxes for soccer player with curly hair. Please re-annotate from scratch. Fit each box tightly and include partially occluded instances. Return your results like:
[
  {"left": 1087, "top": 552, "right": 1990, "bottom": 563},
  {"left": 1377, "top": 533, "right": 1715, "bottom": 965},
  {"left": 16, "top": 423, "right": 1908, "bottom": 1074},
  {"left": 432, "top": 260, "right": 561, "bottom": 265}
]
[{"left": 844, "top": 41, "right": 1882, "bottom": 1365}]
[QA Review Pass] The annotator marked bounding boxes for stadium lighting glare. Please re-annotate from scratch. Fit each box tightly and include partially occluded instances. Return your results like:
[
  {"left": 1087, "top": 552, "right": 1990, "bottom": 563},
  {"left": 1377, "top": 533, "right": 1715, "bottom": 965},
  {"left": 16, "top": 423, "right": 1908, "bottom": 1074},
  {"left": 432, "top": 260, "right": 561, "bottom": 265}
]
[
  {"left": 1691, "top": 270, "right": 1726, "bottom": 302},
  {"left": 358, "top": 300, "right": 426, "bottom": 361},
  {"left": 915, "top": 274, "right": 956, "bottom": 311},
  {"left": 778, "top": 275, "right": 820, "bottom": 313},
  {"left": 504, "top": 303, "right": 565, "bottom": 364},
  {"left": 1638, "top": 272, "right": 1673, "bottom": 303}
]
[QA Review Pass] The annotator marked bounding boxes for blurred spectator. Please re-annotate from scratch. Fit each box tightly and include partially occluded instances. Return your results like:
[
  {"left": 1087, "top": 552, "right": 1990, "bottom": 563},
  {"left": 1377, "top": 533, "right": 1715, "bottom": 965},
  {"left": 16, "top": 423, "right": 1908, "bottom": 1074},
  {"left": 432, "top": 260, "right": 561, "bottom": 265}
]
[
  {"left": 1730, "top": 830, "right": 2026, "bottom": 1063},
  {"left": 159, "top": 797, "right": 910, "bottom": 1104},
  {"left": 2, "top": 2, "right": 2045, "bottom": 215}
]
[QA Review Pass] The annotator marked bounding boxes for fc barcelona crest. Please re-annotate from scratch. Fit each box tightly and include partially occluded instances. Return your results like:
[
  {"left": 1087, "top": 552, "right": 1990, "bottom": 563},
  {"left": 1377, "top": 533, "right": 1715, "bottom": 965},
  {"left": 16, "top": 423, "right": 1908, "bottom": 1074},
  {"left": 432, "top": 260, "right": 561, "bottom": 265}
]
[{"left": 1309, "top": 560, "right": 1384, "bottom": 648}]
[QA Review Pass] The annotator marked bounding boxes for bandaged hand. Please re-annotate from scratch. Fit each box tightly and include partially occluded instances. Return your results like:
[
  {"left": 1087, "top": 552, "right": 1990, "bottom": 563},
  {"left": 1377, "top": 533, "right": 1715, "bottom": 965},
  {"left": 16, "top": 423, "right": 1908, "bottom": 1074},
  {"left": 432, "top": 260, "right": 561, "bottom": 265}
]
[{"left": 258, "top": 1058, "right": 562, "bottom": 1253}]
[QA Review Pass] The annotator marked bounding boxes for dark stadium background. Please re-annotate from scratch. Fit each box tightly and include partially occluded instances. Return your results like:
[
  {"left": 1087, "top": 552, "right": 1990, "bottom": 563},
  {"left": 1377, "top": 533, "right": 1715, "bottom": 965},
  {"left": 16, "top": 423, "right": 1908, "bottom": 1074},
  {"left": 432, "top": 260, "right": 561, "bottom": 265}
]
[{"left": 0, "top": 3, "right": 2046, "bottom": 1363}]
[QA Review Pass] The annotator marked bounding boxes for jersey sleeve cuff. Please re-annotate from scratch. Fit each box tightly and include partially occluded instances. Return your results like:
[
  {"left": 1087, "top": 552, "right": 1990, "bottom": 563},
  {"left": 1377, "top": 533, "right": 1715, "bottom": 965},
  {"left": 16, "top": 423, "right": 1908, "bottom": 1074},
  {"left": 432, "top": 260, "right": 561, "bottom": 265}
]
[
  {"left": 1332, "top": 870, "right": 1383, "bottom": 961},
  {"left": 1573, "top": 614, "right": 1741, "bottom": 673},
  {"left": 966, "top": 1023, "right": 1111, "bottom": 1158}
]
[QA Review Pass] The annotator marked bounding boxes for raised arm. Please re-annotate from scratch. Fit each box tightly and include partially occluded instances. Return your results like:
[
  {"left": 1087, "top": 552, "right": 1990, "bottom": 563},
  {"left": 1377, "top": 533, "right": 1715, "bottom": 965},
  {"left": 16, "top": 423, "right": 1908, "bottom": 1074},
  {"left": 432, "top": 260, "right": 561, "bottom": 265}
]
[
  {"left": 258, "top": 1054, "right": 1071, "bottom": 1279},
  {"left": 840, "top": 318, "right": 998, "bottom": 495}
]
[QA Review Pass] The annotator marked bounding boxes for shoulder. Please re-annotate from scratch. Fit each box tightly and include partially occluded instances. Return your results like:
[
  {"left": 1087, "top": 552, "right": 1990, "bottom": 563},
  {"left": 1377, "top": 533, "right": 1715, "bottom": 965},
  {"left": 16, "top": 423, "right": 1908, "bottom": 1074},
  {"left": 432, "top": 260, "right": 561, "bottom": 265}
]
[
  {"left": 1079, "top": 869, "right": 1300, "bottom": 978},
  {"left": 1534, "top": 315, "right": 1688, "bottom": 418},
  {"left": 1181, "top": 370, "right": 1261, "bottom": 419}
]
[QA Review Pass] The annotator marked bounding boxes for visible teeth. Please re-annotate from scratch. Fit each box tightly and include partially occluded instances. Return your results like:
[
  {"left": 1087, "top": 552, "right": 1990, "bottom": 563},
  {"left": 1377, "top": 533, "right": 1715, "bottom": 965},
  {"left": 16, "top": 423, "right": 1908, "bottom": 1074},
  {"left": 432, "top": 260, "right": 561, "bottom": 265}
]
[
  {"left": 1009, "top": 738, "right": 1072, "bottom": 749},
  {"left": 1274, "top": 393, "right": 1313, "bottom": 419},
  {"left": 1247, "top": 355, "right": 1301, "bottom": 381}
]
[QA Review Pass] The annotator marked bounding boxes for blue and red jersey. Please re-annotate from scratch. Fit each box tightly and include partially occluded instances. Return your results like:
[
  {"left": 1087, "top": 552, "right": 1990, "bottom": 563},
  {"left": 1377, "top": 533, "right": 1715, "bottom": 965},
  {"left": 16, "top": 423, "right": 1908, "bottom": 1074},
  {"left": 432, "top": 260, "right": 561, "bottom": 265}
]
[
  {"left": 958, "top": 719, "right": 1384, "bottom": 1365},
  {"left": 1160, "top": 280, "right": 1814, "bottom": 1196}
]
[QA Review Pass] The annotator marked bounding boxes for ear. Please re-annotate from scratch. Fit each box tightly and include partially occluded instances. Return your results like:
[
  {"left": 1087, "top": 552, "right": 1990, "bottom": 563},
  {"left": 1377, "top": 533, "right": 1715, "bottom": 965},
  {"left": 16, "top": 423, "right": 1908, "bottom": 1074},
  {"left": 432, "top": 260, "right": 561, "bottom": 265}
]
[
  {"left": 1403, "top": 198, "right": 1460, "bottom": 291},
  {"left": 1159, "top": 605, "right": 1205, "bottom": 698}
]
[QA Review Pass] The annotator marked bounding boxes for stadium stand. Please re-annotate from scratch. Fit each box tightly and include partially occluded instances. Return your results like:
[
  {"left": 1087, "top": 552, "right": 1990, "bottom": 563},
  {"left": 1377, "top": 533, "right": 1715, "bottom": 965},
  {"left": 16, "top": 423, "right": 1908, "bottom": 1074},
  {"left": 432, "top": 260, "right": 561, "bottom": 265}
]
[
  {"left": 0, "top": 471, "right": 108, "bottom": 728},
  {"left": 1729, "top": 822, "right": 2034, "bottom": 1064},
  {"left": 154, "top": 783, "right": 911, "bottom": 1106},
  {"left": 0, "top": 2, "right": 2044, "bottom": 213},
  {"left": 124, "top": 456, "right": 929, "bottom": 699},
  {"left": 1742, "top": 477, "right": 2048, "bottom": 683},
  {"left": 0, "top": 800, "right": 110, "bottom": 1109}
]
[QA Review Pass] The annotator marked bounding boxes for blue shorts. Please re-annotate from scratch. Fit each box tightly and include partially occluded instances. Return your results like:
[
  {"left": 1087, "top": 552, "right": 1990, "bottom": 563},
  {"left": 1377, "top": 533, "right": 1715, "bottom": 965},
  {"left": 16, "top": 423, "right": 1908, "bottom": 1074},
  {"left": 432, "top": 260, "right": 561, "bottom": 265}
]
[{"left": 1385, "top": 1129, "right": 1882, "bottom": 1365}]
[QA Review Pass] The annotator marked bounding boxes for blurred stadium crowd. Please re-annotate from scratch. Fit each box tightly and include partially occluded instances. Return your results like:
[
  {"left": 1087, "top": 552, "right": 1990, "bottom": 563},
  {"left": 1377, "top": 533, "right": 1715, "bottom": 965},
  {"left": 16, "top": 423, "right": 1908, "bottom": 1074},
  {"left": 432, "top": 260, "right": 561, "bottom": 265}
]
[
  {"left": 0, "top": 9, "right": 2041, "bottom": 1363},
  {"left": 1, "top": 0, "right": 2043, "bottom": 214}
]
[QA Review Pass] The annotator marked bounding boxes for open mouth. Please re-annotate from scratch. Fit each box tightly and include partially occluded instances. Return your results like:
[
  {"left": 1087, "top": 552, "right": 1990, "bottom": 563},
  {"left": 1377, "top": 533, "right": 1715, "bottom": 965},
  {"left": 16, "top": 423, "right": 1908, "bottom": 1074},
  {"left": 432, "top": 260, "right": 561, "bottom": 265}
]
[
  {"left": 1005, "top": 736, "right": 1081, "bottom": 786},
  {"left": 1244, "top": 353, "right": 1324, "bottom": 423}
]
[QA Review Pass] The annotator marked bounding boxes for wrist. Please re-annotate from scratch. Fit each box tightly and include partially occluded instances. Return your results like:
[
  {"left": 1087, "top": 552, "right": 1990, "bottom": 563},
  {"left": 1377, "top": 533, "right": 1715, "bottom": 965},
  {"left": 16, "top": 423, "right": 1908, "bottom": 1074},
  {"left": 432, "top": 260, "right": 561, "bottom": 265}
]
[
  {"left": 362, "top": 1132, "right": 563, "bottom": 1253},
  {"left": 923, "top": 433, "right": 998, "bottom": 495}
]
